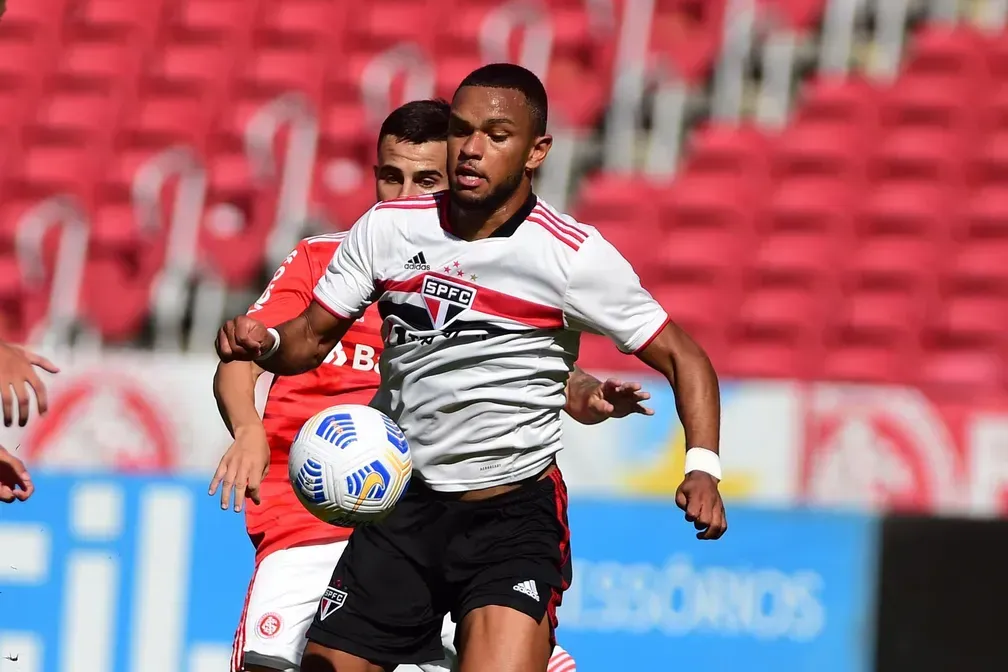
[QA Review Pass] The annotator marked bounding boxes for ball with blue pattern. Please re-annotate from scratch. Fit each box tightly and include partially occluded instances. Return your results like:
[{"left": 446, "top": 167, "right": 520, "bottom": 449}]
[{"left": 289, "top": 404, "right": 413, "bottom": 526}]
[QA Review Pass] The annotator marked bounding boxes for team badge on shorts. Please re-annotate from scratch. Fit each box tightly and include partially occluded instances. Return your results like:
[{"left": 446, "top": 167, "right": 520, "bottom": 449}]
[
  {"left": 256, "top": 612, "right": 283, "bottom": 639},
  {"left": 319, "top": 586, "right": 347, "bottom": 620}
]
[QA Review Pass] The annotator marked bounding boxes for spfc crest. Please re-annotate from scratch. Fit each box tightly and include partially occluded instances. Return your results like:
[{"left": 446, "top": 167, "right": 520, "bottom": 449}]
[
  {"left": 319, "top": 586, "right": 347, "bottom": 620},
  {"left": 421, "top": 276, "right": 477, "bottom": 329}
]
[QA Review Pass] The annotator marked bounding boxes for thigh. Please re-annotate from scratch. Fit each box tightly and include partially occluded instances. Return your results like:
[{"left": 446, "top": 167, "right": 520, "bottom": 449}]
[
  {"left": 236, "top": 543, "right": 348, "bottom": 671},
  {"left": 449, "top": 469, "right": 573, "bottom": 650},
  {"left": 305, "top": 499, "right": 446, "bottom": 666},
  {"left": 457, "top": 605, "right": 552, "bottom": 672}
]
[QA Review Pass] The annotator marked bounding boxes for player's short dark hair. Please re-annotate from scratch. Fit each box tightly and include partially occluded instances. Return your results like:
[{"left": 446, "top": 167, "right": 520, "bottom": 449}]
[
  {"left": 456, "top": 63, "right": 548, "bottom": 136},
  {"left": 377, "top": 99, "right": 451, "bottom": 148}
]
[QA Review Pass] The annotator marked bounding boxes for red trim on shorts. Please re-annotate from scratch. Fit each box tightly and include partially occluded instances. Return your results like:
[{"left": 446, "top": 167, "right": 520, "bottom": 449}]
[
  {"left": 632, "top": 316, "right": 671, "bottom": 355},
  {"left": 231, "top": 564, "right": 260, "bottom": 672},
  {"left": 546, "top": 468, "right": 571, "bottom": 638}
]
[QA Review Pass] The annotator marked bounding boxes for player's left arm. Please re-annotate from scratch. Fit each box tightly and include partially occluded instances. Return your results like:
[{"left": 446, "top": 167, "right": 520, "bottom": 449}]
[{"left": 563, "top": 233, "right": 725, "bottom": 540}]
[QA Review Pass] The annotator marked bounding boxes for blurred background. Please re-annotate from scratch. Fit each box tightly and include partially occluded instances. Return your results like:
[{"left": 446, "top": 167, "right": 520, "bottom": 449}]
[{"left": 2, "top": 0, "right": 1008, "bottom": 670}]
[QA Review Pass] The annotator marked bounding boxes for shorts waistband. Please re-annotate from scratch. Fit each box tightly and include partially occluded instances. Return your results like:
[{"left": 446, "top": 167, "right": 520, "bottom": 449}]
[{"left": 410, "top": 463, "right": 556, "bottom": 503}]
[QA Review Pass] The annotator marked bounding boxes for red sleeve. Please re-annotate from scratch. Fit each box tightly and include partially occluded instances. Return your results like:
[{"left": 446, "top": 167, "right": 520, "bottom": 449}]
[{"left": 247, "top": 241, "right": 317, "bottom": 327}]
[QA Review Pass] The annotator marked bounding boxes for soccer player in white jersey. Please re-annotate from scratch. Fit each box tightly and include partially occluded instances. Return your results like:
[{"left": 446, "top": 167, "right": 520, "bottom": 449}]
[
  {"left": 216, "top": 63, "right": 726, "bottom": 672},
  {"left": 215, "top": 99, "right": 638, "bottom": 672}
]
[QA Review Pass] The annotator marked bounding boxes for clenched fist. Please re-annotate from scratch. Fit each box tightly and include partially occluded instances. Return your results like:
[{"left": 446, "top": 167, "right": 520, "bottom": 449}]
[
  {"left": 216, "top": 316, "right": 275, "bottom": 362},
  {"left": 675, "top": 471, "right": 727, "bottom": 540}
]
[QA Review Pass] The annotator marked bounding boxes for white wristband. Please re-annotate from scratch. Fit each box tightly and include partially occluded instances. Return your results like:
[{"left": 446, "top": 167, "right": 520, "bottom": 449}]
[
  {"left": 684, "top": 447, "right": 722, "bottom": 481},
  {"left": 256, "top": 328, "right": 281, "bottom": 362}
]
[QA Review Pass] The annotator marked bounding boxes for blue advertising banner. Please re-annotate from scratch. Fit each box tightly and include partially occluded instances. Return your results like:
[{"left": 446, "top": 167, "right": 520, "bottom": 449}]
[
  {"left": 0, "top": 474, "right": 252, "bottom": 672},
  {"left": 555, "top": 502, "right": 880, "bottom": 672},
  {"left": 0, "top": 476, "right": 879, "bottom": 672}
]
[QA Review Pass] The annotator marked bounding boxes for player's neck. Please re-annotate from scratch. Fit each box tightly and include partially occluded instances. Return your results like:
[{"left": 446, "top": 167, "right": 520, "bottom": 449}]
[{"left": 448, "top": 183, "right": 534, "bottom": 241}]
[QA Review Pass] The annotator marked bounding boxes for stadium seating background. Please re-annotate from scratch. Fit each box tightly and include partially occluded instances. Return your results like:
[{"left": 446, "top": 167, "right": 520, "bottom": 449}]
[{"left": 3, "top": 0, "right": 1008, "bottom": 670}]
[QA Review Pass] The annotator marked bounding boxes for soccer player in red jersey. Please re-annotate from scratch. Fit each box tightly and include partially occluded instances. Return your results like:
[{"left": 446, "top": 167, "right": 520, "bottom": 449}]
[{"left": 213, "top": 100, "right": 649, "bottom": 672}]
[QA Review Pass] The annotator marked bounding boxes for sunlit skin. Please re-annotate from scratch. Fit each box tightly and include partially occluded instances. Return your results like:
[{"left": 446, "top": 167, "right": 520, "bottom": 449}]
[
  {"left": 374, "top": 136, "right": 449, "bottom": 202},
  {"left": 446, "top": 86, "right": 552, "bottom": 240}
]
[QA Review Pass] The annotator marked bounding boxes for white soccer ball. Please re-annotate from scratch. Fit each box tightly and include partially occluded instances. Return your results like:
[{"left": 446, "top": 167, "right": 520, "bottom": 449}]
[{"left": 288, "top": 404, "right": 412, "bottom": 526}]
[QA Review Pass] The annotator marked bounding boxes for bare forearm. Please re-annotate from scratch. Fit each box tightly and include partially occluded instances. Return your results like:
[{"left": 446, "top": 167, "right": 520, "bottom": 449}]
[
  {"left": 639, "top": 326, "right": 720, "bottom": 452},
  {"left": 259, "top": 313, "right": 334, "bottom": 376},
  {"left": 214, "top": 361, "right": 263, "bottom": 438}
]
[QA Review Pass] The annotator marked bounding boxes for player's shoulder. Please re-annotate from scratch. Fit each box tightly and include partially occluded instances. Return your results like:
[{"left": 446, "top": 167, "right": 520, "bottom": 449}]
[
  {"left": 372, "top": 192, "right": 441, "bottom": 214},
  {"left": 526, "top": 197, "right": 600, "bottom": 253},
  {"left": 299, "top": 231, "right": 348, "bottom": 256}
]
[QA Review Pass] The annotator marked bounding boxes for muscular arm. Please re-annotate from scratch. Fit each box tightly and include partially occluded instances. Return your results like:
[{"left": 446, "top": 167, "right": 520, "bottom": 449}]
[
  {"left": 636, "top": 321, "right": 720, "bottom": 453},
  {"left": 213, "top": 360, "right": 266, "bottom": 438},
  {"left": 221, "top": 302, "right": 356, "bottom": 376}
]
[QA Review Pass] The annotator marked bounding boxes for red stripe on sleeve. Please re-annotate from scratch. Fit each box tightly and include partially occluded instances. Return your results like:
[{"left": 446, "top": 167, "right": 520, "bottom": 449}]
[
  {"left": 535, "top": 206, "right": 588, "bottom": 242},
  {"left": 527, "top": 215, "right": 581, "bottom": 251},
  {"left": 632, "top": 316, "right": 671, "bottom": 355}
]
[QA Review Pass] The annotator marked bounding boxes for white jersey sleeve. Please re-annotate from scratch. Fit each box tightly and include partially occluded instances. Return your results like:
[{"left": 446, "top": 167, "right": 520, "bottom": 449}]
[
  {"left": 562, "top": 232, "right": 670, "bottom": 353},
  {"left": 312, "top": 209, "right": 378, "bottom": 319}
]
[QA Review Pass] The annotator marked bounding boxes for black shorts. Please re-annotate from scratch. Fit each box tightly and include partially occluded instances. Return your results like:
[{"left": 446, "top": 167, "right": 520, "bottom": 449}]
[{"left": 305, "top": 466, "right": 572, "bottom": 665}]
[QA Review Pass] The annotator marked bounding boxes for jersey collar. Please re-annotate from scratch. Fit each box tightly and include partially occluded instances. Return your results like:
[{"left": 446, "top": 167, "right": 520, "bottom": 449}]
[{"left": 437, "top": 191, "right": 538, "bottom": 239}]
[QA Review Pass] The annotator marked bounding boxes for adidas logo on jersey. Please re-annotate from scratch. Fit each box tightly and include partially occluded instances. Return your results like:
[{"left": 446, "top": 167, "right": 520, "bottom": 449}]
[
  {"left": 404, "top": 251, "right": 431, "bottom": 271},
  {"left": 513, "top": 580, "right": 540, "bottom": 602}
]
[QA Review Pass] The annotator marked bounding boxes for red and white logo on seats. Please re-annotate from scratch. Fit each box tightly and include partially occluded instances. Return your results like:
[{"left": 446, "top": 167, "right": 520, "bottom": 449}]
[
  {"left": 801, "top": 385, "right": 964, "bottom": 512},
  {"left": 256, "top": 612, "right": 283, "bottom": 639},
  {"left": 22, "top": 374, "right": 176, "bottom": 470}
]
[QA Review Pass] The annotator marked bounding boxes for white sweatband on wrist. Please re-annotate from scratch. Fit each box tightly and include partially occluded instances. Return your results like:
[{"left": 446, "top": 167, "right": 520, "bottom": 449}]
[
  {"left": 684, "top": 447, "right": 722, "bottom": 481},
  {"left": 256, "top": 327, "right": 281, "bottom": 362}
]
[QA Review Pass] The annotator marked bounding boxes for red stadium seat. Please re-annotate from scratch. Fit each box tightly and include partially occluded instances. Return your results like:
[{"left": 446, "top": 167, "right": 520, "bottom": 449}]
[
  {"left": 918, "top": 347, "right": 1006, "bottom": 392},
  {"left": 944, "top": 240, "right": 1008, "bottom": 291},
  {"left": 822, "top": 288, "right": 924, "bottom": 383},
  {"left": 903, "top": 24, "right": 990, "bottom": 86},
  {"left": 572, "top": 172, "right": 658, "bottom": 223},
  {"left": 869, "top": 128, "right": 965, "bottom": 186},
  {"left": 793, "top": 76, "right": 880, "bottom": 131},
  {"left": 763, "top": 179, "right": 855, "bottom": 235},
  {"left": 773, "top": 123, "right": 868, "bottom": 181},
  {"left": 649, "top": 0, "right": 729, "bottom": 84},
  {"left": 167, "top": 0, "right": 258, "bottom": 41},
  {"left": 256, "top": 0, "right": 349, "bottom": 46},
  {"left": 682, "top": 123, "right": 771, "bottom": 184},
  {"left": 761, "top": 0, "right": 828, "bottom": 30},
  {"left": 750, "top": 231, "right": 841, "bottom": 285},
  {"left": 960, "top": 187, "right": 1008, "bottom": 240}
]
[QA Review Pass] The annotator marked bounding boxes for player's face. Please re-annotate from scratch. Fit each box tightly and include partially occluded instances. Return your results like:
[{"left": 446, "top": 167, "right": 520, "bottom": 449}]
[
  {"left": 374, "top": 137, "right": 449, "bottom": 202},
  {"left": 447, "top": 86, "right": 552, "bottom": 210}
]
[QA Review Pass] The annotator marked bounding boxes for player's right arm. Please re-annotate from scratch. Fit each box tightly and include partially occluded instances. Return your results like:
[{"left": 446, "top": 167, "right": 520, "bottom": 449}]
[{"left": 216, "top": 212, "right": 380, "bottom": 375}]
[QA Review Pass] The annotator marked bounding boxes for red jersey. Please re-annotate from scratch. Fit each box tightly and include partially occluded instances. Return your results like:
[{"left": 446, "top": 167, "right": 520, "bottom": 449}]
[{"left": 244, "top": 232, "right": 384, "bottom": 562}]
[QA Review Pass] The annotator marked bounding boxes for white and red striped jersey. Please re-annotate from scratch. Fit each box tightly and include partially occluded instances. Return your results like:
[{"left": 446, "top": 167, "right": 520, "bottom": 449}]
[{"left": 313, "top": 191, "right": 669, "bottom": 492}]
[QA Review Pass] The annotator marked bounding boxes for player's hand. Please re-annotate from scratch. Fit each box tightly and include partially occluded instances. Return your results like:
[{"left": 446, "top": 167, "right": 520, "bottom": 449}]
[
  {"left": 209, "top": 424, "right": 270, "bottom": 512},
  {"left": 571, "top": 378, "right": 653, "bottom": 425},
  {"left": 0, "top": 342, "right": 59, "bottom": 427},
  {"left": 216, "top": 316, "right": 273, "bottom": 362},
  {"left": 675, "top": 471, "right": 727, "bottom": 540},
  {"left": 0, "top": 445, "right": 33, "bottom": 503}
]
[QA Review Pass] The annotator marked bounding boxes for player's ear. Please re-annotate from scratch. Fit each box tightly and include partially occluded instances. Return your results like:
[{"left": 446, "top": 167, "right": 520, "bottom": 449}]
[{"left": 526, "top": 134, "right": 552, "bottom": 171}]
